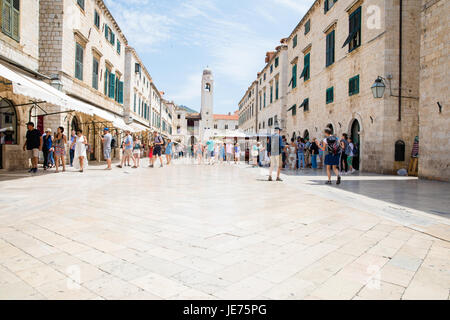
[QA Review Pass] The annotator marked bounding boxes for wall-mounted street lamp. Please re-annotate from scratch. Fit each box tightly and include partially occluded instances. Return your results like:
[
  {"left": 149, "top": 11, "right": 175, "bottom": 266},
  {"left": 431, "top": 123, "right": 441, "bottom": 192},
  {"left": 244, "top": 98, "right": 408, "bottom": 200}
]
[
  {"left": 371, "top": 76, "right": 386, "bottom": 99},
  {"left": 371, "top": 75, "right": 418, "bottom": 100}
]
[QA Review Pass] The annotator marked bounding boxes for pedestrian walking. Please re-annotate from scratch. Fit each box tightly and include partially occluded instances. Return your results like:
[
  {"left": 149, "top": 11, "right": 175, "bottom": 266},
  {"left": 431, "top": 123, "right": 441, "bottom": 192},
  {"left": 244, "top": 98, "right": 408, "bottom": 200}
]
[
  {"left": 42, "top": 128, "right": 53, "bottom": 170},
  {"left": 340, "top": 133, "right": 349, "bottom": 174},
  {"left": 251, "top": 142, "right": 259, "bottom": 167},
  {"left": 281, "top": 136, "right": 287, "bottom": 169},
  {"left": 268, "top": 127, "right": 284, "bottom": 181},
  {"left": 165, "top": 139, "right": 173, "bottom": 165},
  {"left": 346, "top": 137, "right": 356, "bottom": 174},
  {"left": 226, "top": 142, "right": 233, "bottom": 163},
  {"left": 321, "top": 128, "right": 341, "bottom": 185},
  {"left": 71, "top": 129, "right": 88, "bottom": 173},
  {"left": 206, "top": 139, "right": 215, "bottom": 165},
  {"left": 69, "top": 130, "right": 76, "bottom": 167},
  {"left": 118, "top": 130, "right": 137, "bottom": 169},
  {"left": 288, "top": 138, "right": 297, "bottom": 170},
  {"left": 310, "top": 138, "right": 320, "bottom": 169},
  {"left": 53, "top": 127, "right": 67, "bottom": 173},
  {"left": 133, "top": 136, "right": 143, "bottom": 168},
  {"left": 100, "top": 128, "right": 112, "bottom": 170},
  {"left": 234, "top": 142, "right": 241, "bottom": 164},
  {"left": 296, "top": 137, "right": 306, "bottom": 169},
  {"left": 23, "top": 122, "right": 42, "bottom": 174},
  {"left": 151, "top": 131, "right": 164, "bottom": 168}
]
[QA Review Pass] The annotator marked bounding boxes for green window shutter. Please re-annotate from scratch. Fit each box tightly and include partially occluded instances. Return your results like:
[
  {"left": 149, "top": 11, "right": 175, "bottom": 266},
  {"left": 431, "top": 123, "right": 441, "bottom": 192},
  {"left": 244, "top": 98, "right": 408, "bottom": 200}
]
[
  {"left": 104, "top": 69, "right": 108, "bottom": 95},
  {"left": 75, "top": 43, "right": 83, "bottom": 80},
  {"left": 326, "top": 87, "right": 334, "bottom": 104},
  {"left": 2, "top": 0, "right": 12, "bottom": 36},
  {"left": 326, "top": 30, "right": 335, "bottom": 67},
  {"left": 275, "top": 57, "right": 279, "bottom": 67},
  {"left": 11, "top": 0, "right": 19, "bottom": 41},
  {"left": 304, "top": 53, "right": 310, "bottom": 81},
  {"left": 94, "top": 10, "right": 100, "bottom": 28},
  {"left": 92, "top": 58, "right": 98, "bottom": 89},
  {"left": 293, "top": 35, "right": 297, "bottom": 48},
  {"left": 324, "top": 0, "right": 329, "bottom": 13},
  {"left": 264, "top": 92, "right": 266, "bottom": 107},
  {"left": 104, "top": 24, "right": 109, "bottom": 39},
  {"left": 304, "top": 98, "right": 309, "bottom": 112},
  {"left": 270, "top": 86, "right": 273, "bottom": 103},
  {"left": 349, "top": 75, "right": 360, "bottom": 96},
  {"left": 292, "top": 64, "right": 297, "bottom": 88},
  {"left": 275, "top": 79, "right": 279, "bottom": 100},
  {"left": 117, "top": 41, "right": 121, "bottom": 54},
  {"left": 108, "top": 73, "right": 115, "bottom": 98},
  {"left": 304, "top": 20, "right": 310, "bottom": 35}
]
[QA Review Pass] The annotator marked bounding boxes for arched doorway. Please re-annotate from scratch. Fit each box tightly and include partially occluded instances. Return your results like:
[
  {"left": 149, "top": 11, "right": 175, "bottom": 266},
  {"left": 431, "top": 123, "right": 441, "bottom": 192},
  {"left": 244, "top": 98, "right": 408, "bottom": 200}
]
[
  {"left": 350, "top": 119, "right": 360, "bottom": 170},
  {"left": 71, "top": 116, "right": 80, "bottom": 132},
  {"left": 303, "top": 130, "right": 310, "bottom": 141},
  {"left": 326, "top": 123, "right": 334, "bottom": 135},
  {"left": 292, "top": 132, "right": 296, "bottom": 140},
  {"left": 0, "top": 99, "right": 18, "bottom": 169}
]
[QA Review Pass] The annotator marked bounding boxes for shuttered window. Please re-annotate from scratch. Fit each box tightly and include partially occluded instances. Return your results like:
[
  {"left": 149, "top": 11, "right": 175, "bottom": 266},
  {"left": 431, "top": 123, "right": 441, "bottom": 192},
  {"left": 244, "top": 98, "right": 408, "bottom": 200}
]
[
  {"left": 293, "top": 34, "right": 297, "bottom": 48},
  {"left": 304, "top": 20, "right": 310, "bottom": 35},
  {"left": 275, "top": 57, "right": 279, "bottom": 68},
  {"left": 270, "top": 85, "right": 273, "bottom": 104},
  {"left": 291, "top": 64, "right": 297, "bottom": 89},
  {"left": 2, "top": 0, "right": 20, "bottom": 41},
  {"left": 326, "top": 87, "right": 334, "bottom": 104},
  {"left": 275, "top": 78, "right": 279, "bottom": 100},
  {"left": 92, "top": 58, "right": 99, "bottom": 89},
  {"left": 300, "top": 53, "right": 310, "bottom": 81},
  {"left": 324, "top": 0, "right": 338, "bottom": 14},
  {"left": 108, "top": 73, "right": 115, "bottom": 99},
  {"left": 326, "top": 30, "right": 335, "bottom": 67},
  {"left": 349, "top": 75, "right": 360, "bottom": 96},
  {"left": 104, "top": 69, "right": 109, "bottom": 95},
  {"left": 75, "top": 43, "right": 84, "bottom": 80},
  {"left": 94, "top": 10, "right": 100, "bottom": 29},
  {"left": 343, "top": 6, "right": 361, "bottom": 52},
  {"left": 117, "top": 41, "right": 121, "bottom": 54},
  {"left": 77, "top": 0, "right": 85, "bottom": 10}
]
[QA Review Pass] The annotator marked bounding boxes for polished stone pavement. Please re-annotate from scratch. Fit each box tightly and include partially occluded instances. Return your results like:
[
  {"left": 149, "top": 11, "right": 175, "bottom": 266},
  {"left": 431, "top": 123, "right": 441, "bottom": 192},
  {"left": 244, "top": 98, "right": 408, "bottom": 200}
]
[{"left": 0, "top": 160, "right": 449, "bottom": 300}]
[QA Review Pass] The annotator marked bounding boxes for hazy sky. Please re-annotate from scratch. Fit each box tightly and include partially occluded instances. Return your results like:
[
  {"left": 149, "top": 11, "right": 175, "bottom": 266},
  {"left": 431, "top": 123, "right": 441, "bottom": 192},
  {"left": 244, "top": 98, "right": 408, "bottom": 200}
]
[{"left": 105, "top": 0, "right": 312, "bottom": 114}]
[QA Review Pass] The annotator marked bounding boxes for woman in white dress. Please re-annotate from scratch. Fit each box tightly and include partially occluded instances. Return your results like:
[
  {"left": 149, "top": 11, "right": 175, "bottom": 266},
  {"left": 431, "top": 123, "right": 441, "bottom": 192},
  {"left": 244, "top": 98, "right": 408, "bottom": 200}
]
[{"left": 71, "top": 129, "right": 88, "bottom": 172}]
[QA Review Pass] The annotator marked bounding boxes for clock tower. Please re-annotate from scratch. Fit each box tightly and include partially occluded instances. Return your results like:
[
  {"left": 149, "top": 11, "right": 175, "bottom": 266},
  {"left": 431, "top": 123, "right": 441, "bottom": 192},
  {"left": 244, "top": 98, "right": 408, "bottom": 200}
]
[{"left": 200, "top": 68, "right": 214, "bottom": 138}]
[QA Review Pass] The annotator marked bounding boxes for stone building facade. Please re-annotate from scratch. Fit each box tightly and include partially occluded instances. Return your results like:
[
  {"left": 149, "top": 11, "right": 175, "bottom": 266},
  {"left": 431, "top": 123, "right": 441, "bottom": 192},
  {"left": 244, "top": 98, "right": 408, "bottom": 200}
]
[
  {"left": 0, "top": 0, "right": 43, "bottom": 170},
  {"left": 238, "top": 43, "right": 289, "bottom": 136},
  {"left": 418, "top": 0, "right": 449, "bottom": 181},
  {"left": 123, "top": 46, "right": 152, "bottom": 131},
  {"left": 39, "top": 0, "right": 129, "bottom": 161},
  {"left": 238, "top": 81, "right": 258, "bottom": 134},
  {"left": 284, "top": 0, "right": 421, "bottom": 174}
]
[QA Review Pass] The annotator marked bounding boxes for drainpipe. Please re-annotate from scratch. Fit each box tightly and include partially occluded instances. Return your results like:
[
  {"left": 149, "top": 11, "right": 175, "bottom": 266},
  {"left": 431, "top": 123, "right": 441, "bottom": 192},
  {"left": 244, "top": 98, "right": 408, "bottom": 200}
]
[{"left": 398, "top": 0, "right": 403, "bottom": 122}]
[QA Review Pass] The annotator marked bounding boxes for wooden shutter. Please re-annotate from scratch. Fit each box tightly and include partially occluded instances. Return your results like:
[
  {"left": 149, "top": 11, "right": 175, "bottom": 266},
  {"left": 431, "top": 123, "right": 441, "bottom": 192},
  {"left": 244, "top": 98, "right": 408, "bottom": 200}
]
[
  {"left": 108, "top": 73, "right": 115, "bottom": 99},
  {"left": 2, "top": 0, "right": 12, "bottom": 36},
  {"left": 292, "top": 64, "right": 297, "bottom": 88},
  {"left": 92, "top": 58, "right": 99, "bottom": 89},
  {"left": 11, "top": 0, "right": 19, "bottom": 41},
  {"left": 118, "top": 81, "right": 124, "bottom": 104},
  {"left": 75, "top": 44, "right": 83, "bottom": 80},
  {"left": 324, "top": 0, "right": 329, "bottom": 13}
]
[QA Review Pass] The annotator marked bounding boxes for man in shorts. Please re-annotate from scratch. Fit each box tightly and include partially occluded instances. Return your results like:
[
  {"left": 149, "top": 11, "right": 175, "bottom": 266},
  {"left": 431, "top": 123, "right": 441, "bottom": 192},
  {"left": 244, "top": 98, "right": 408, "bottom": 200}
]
[
  {"left": 151, "top": 131, "right": 164, "bottom": 168},
  {"left": 23, "top": 122, "right": 42, "bottom": 173},
  {"left": 323, "top": 128, "right": 341, "bottom": 185},
  {"left": 117, "top": 130, "right": 136, "bottom": 168},
  {"left": 101, "top": 128, "right": 112, "bottom": 170},
  {"left": 268, "top": 127, "right": 284, "bottom": 181}
]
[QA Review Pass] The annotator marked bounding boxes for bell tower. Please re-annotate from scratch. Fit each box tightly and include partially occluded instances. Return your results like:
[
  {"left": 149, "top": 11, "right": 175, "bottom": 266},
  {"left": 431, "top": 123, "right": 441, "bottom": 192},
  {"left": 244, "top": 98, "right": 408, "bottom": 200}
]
[{"left": 201, "top": 68, "right": 214, "bottom": 136}]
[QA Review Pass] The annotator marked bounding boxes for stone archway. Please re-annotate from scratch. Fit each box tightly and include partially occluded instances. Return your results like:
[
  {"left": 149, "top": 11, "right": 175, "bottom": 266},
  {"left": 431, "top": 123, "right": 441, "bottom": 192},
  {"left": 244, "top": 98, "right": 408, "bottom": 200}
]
[{"left": 347, "top": 114, "right": 364, "bottom": 171}]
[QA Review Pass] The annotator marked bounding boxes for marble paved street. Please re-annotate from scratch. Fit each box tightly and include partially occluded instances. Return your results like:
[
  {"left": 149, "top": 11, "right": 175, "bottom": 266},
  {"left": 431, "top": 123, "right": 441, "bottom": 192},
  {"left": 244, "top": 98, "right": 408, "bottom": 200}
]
[{"left": 0, "top": 161, "right": 449, "bottom": 300}]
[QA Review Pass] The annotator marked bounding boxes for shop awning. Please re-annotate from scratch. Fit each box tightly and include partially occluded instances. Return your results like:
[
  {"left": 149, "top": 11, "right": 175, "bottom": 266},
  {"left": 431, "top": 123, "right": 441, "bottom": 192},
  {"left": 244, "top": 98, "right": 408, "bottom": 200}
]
[
  {"left": 130, "top": 122, "right": 150, "bottom": 133},
  {"left": 0, "top": 62, "right": 137, "bottom": 132},
  {"left": 0, "top": 62, "right": 94, "bottom": 115}
]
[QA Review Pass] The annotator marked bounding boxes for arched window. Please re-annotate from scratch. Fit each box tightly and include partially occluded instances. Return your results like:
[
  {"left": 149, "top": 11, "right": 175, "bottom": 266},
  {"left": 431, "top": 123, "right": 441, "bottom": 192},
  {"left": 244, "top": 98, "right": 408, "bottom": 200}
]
[
  {"left": 205, "top": 83, "right": 211, "bottom": 92},
  {"left": 71, "top": 116, "right": 80, "bottom": 132},
  {"left": 326, "top": 123, "right": 334, "bottom": 134},
  {"left": 0, "top": 99, "right": 17, "bottom": 145}
]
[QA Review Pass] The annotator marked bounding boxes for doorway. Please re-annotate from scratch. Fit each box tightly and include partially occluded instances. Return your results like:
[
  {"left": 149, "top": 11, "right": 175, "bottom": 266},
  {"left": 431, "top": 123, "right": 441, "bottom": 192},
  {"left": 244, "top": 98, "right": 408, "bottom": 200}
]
[{"left": 351, "top": 119, "right": 360, "bottom": 170}]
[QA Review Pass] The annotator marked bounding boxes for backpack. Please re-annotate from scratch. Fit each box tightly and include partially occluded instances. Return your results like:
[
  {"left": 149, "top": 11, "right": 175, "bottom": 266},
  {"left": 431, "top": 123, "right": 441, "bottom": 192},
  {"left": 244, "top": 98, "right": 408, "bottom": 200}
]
[
  {"left": 110, "top": 137, "right": 117, "bottom": 149},
  {"left": 326, "top": 136, "right": 340, "bottom": 155}
]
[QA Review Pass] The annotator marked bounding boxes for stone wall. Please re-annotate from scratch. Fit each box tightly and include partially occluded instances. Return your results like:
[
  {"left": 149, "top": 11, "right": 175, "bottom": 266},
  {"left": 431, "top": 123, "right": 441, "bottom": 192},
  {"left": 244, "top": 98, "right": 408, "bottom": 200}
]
[
  {"left": 418, "top": 0, "right": 450, "bottom": 181},
  {"left": 0, "top": 0, "right": 40, "bottom": 71},
  {"left": 283, "top": 0, "right": 420, "bottom": 174}
]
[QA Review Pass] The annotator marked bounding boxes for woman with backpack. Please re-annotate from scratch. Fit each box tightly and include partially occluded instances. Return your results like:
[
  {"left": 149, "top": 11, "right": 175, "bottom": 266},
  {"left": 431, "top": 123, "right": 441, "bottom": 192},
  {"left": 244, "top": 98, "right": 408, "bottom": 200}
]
[{"left": 321, "top": 128, "right": 341, "bottom": 185}]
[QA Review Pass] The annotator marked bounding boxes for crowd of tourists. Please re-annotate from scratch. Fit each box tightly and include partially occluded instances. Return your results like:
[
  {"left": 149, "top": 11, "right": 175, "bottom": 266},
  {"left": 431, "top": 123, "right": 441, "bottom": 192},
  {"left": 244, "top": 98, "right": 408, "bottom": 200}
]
[
  {"left": 23, "top": 121, "right": 357, "bottom": 185},
  {"left": 254, "top": 127, "right": 358, "bottom": 184}
]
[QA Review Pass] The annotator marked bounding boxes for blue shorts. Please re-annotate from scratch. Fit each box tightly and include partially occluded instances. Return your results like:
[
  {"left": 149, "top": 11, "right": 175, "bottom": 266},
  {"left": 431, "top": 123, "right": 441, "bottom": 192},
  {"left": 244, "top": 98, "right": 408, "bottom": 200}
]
[
  {"left": 325, "top": 154, "right": 340, "bottom": 166},
  {"left": 103, "top": 148, "right": 111, "bottom": 160},
  {"left": 210, "top": 151, "right": 214, "bottom": 157}
]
